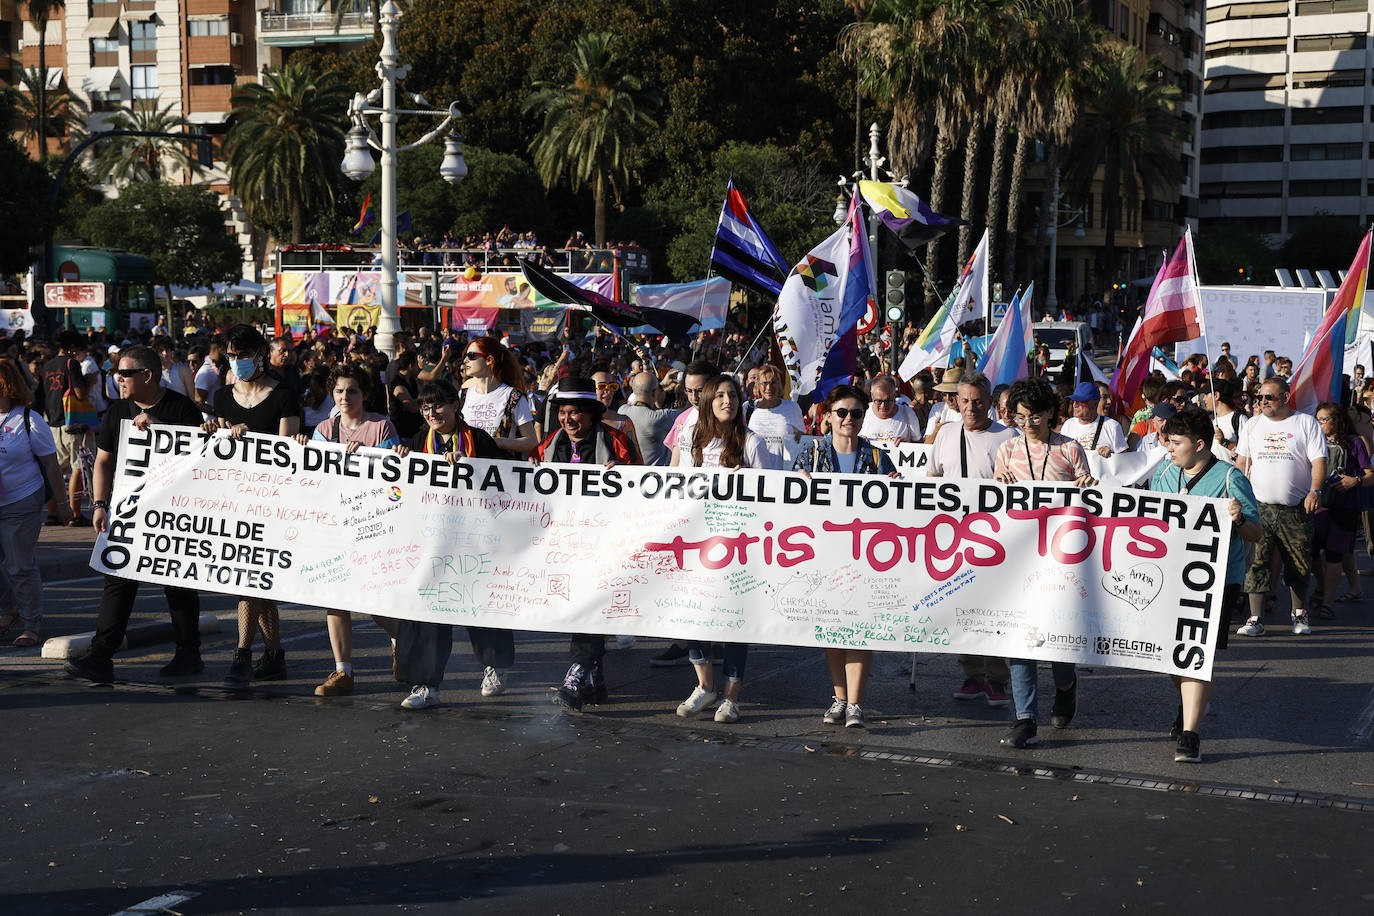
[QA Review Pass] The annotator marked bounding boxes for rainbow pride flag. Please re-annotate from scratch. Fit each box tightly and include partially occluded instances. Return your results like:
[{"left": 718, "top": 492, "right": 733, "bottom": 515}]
[
  {"left": 351, "top": 193, "right": 375, "bottom": 235},
  {"left": 1290, "top": 231, "right": 1372, "bottom": 414}
]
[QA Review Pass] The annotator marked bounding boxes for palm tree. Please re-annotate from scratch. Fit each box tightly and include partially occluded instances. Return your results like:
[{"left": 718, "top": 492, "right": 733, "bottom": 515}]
[
  {"left": 524, "top": 32, "right": 660, "bottom": 247},
  {"left": 1064, "top": 43, "right": 1183, "bottom": 291},
  {"left": 88, "top": 99, "right": 200, "bottom": 183},
  {"left": 225, "top": 62, "right": 349, "bottom": 245},
  {"left": 11, "top": 66, "right": 88, "bottom": 147},
  {"left": 16, "top": 0, "right": 66, "bottom": 158}
]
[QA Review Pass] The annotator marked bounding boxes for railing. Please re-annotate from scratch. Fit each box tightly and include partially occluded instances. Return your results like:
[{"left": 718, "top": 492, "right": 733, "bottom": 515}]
[
  {"left": 278, "top": 247, "right": 644, "bottom": 275},
  {"left": 260, "top": 10, "right": 374, "bottom": 32}
]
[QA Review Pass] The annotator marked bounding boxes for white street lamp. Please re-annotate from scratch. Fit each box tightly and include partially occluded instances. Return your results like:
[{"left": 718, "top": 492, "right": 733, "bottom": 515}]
[
  {"left": 1045, "top": 168, "right": 1086, "bottom": 312},
  {"left": 340, "top": 0, "right": 467, "bottom": 356}
]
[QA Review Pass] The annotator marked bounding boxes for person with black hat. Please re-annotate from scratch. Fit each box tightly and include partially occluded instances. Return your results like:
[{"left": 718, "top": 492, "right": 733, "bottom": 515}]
[
  {"left": 532, "top": 377, "right": 639, "bottom": 711},
  {"left": 1059, "top": 381, "right": 1127, "bottom": 457}
]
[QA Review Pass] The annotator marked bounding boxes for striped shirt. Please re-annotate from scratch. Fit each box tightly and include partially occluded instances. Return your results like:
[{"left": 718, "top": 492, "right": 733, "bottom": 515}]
[{"left": 993, "top": 432, "right": 1090, "bottom": 482}]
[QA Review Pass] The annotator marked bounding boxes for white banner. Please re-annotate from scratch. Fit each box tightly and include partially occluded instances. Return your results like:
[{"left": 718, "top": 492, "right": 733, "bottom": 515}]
[{"left": 93, "top": 424, "right": 1233, "bottom": 679}]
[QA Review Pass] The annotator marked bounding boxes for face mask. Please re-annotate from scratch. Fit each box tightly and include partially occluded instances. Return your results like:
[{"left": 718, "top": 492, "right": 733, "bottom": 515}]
[{"left": 231, "top": 357, "right": 259, "bottom": 381}]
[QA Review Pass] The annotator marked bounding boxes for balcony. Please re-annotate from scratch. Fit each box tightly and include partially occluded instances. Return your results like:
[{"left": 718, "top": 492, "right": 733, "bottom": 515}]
[
  {"left": 260, "top": 10, "right": 374, "bottom": 46},
  {"left": 188, "top": 83, "right": 234, "bottom": 115}
]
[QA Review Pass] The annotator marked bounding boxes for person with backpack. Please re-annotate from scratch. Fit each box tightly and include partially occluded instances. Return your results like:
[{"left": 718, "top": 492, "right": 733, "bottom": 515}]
[{"left": 41, "top": 330, "right": 95, "bottom": 526}]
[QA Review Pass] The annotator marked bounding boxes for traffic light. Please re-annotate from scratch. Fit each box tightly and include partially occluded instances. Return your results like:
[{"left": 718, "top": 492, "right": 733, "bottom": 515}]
[{"left": 885, "top": 270, "right": 905, "bottom": 322}]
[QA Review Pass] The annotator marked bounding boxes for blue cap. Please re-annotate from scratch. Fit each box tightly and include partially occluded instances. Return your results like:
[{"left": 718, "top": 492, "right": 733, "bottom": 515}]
[
  {"left": 1068, "top": 381, "right": 1100, "bottom": 402},
  {"left": 1151, "top": 402, "right": 1178, "bottom": 420}
]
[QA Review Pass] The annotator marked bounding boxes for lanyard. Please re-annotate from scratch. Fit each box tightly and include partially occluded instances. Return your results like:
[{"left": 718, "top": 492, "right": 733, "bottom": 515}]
[
  {"left": 1090, "top": 416, "right": 1104, "bottom": 450},
  {"left": 1176, "top": 456, "right": 1218, "bottom": 494},
  {"left": 959, "top": 427, "right": 968, "bottom": 477},
  {"left": 1023, "top": 436, "right": 1051, "bottom": 481}
]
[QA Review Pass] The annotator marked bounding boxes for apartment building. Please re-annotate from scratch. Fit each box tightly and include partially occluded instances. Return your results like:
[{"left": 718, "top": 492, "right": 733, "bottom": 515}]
[{"left": 1200, "top": 0, "right": 1373, "bottom": 241}]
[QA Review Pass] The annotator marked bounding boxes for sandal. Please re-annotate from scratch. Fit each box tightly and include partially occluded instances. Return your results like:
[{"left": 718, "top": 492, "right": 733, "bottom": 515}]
[
  {"left": 0, "top": 613, "right": 17, "bottom": 635},
  {"left": 1335, "top": 590, "right": 1364, "bottom": 603},
  {"left": 12, "top": 631, "right": 40, "bottom": 648},
  {"left": 1318, "top": 605, "right": 1336, "bottom": 621}
]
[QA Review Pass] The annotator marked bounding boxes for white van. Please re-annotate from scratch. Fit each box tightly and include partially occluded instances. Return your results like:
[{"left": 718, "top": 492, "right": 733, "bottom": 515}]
[{"left": 1031, "top": 321, "right": 1093, "bottom": 366}]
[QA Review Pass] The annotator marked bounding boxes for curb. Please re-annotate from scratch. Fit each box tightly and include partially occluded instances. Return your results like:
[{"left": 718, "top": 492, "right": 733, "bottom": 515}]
[
  {"left": 40, "top": 556, "right": 97, "bottom": 582},
  {"left": 41, "top": 614, "right": 228, "bottom": 660}
]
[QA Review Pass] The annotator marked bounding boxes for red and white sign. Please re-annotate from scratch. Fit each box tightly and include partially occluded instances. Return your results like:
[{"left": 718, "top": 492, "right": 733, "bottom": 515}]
[
  {"left": 857, "top": 296, "right": 878, "bottom": 335},
  {"left": 45, "top": 283, "right": 105, "bottom": 308}
]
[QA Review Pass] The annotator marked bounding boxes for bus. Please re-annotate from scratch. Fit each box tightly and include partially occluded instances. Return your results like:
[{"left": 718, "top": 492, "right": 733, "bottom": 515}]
[
  {"left": 272, "top": 243, "right": 653, "bottom": 340},
  {"left": 40, "top": 246, "right": 158, "bottom": 333}
]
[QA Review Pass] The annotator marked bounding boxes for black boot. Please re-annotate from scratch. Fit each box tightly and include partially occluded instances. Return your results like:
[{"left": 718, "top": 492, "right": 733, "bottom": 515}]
[
  {"left": 585, "top": 659, "right": 608, "bottom": 705},
  {"left": 159, "top": 648, "right": 204, "bottom": 678},
  {"left": 552, "top": 663, "right": 586, "bottom": 711},
  {"left": 224, "top": 648, "right": 252, "bottom": 688},
  {"left": 253, "top": 648, "right": 288, "bottom": 681}
]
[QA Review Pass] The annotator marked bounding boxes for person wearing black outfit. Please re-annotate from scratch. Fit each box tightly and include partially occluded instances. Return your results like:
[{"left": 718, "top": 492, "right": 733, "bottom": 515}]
[
  {"left": 206, "top": 324, "right": 302, "bottom": 687},
  {"left": 389, "top": 380, "right": 504, "bottom": 710},
  {"left": 64, "top": 346, "right": 207, "bottom": 684}
]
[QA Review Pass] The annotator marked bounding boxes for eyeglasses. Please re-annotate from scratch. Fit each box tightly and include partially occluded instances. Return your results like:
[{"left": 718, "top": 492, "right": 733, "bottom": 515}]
[
  {"left": 871, "top": 398, "right": 895, "bottom": 407},
  {"left": 114, "top": 368, "right": 148, "bottom": 378},
  {"left": 1015, "top": 414, "right": 1046, "bottom": 425},
  {"left": 419, "top": 403, "right": 452, "bottom": 414},
  {"left": 832, "top": 407, "right": 865, "bottom": 420}
]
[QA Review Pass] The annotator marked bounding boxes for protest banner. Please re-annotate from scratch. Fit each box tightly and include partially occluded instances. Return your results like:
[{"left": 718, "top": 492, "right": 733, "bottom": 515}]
[{"left": 93, "top": 424, "right": 1233, "bottom": 680}]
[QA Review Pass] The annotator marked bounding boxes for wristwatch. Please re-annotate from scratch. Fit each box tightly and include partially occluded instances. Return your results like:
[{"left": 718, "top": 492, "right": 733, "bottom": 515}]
[{"left": 92, "top": 500, "right": 110, "bottom": 509}]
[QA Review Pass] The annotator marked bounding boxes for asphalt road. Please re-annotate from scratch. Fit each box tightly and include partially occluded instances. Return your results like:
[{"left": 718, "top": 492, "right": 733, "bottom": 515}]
[{"left": 2, "top": 575, "right": 1373, "bottom": 914}]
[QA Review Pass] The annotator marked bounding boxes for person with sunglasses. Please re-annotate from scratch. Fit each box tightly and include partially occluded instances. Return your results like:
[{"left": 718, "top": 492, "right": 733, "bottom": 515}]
[
  {"left": 591, "top": 367, "right": 643, "bottom": 463},
  {"left": 859, "top": 375, "right": 922, "bottom": 447},
  {"left": 927, "top": 370, "right": 1018, "bottom": 709},
  {"left": 1235, "top": 377, "right": 1327, "bottom": 637},
  {"left": 457, "top": 337, "right": 538, "bottom": 458},
  {"left": 63, "top": 347, "right": 208, "bottom": 683},
  {"left": 791, "top": 385, "right": 897, "bottom": 728},
  {"left": 992, "top": 378, "right": 1094, "bottom": 749}
]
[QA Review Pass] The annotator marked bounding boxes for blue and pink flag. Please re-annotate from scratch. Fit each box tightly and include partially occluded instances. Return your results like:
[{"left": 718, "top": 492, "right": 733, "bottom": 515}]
[
  {"left": 773, "top": 188, "right": 875, "bottom": 397},
  {"left": 978, "top": 282, "right": 1034, "bottom": 388},
  {"left": 1110, "top": 231, "right": 1203, "bottom": 408},
  {"left": 1290, "top": 231, "right": 1372, "bottom": 414}
]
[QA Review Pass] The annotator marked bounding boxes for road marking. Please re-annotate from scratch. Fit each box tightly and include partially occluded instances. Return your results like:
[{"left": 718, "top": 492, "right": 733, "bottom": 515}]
[
  {"left": 45, "top": 575, "right": 105, "bottom": 586},
  {"left": 109, "top": 890, "right": 199, "bottom": 915},
  {"left": 1350, "top": 685, "right": 1374, "bottom": 743}
]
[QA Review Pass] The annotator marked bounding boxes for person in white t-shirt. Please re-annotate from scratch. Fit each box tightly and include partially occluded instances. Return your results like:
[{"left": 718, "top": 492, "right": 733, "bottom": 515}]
[
  {"left": 923, "top": 368, "right": 964, "bottom": 442},
  {"left": 1206, "top": 379, "right": 1247, "bottom": 463},
  {"left": 745, "top": 365, "right": 805, "bottom": 464},
  {"left": 1058, "top": 381, "right": 1127, "bottom": 457},
  {"left": 859, "top": 376, "right": 921, "bottom": 447},
  {"left": 1235, "top": 376, "right": 1328, "bottom": 636},
  {"left": 927, "top": 369, "right": 1018, "bottom": 707},
  {"left": 458, "top": 337, "right": 538, "bottom": 456}
]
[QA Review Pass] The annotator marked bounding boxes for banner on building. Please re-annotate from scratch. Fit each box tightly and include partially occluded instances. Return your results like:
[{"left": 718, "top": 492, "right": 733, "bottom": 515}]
[{"left": 93, "top": 424, "right": 1233, "bottom": 680}]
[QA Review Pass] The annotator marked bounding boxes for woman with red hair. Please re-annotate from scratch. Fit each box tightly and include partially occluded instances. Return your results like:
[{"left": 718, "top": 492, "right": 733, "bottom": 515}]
[{"left": 457, "top": 336, "right": 538, "bottom": 457}]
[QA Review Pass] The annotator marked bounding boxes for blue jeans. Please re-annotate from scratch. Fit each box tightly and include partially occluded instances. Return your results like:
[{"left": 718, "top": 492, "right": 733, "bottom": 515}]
[
  {"left": 0, "top": 488, "right": 46, "bottom": 630},
  {"left": 1007, "top": 658, "right": 1076, "bottom": 722},
  {"left": 688, "top": 642, "right": 748, "bottom": 682}
]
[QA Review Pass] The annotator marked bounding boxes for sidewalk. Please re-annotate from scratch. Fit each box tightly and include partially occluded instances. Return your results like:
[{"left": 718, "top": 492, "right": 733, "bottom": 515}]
[{"left": 36, "top": 521, "right": 99, "bottom": 582}]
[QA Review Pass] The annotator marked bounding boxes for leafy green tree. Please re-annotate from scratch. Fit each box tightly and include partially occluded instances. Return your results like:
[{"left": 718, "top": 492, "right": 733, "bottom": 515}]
[
  {"left": 16, "top": 0, "right": 65, "bottom": 157},
  {"left": 1194, "top": 221, "right": 1278, "bottom": 286},
  {"left": 1064, "top": 43, "right": 1182, "bottom": 292},
  {"left": 525, "top": 32, "right": 661, "bottom": 246},
  {"left": 1278, "top": 214, "right": 1368, "bottom": 276},
  {"left": 81, "top": 182, "right": 243, "bottom": 318},
  {"left": 225, "top": 62, "right": 349, "bottom": 245},
  {"left": 0, "top": 133, "right": 53, "bottom": 273},
  {"left": 88, "top": 99, "right": 200, "bottom": 183}
]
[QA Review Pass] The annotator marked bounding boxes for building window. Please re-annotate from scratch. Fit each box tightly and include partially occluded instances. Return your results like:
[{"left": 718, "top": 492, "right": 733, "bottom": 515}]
[
  {"left": 90, "top": 36, "right": 119, "bottom": 66},
  {"left": 1293, "top": 34, "right": 1367, "bottom": 53},
  {"left": 1290, "top": 142, "right": 1362, "bottom": 161},
  {"left": 1206, "top": 2, "right": 1288, "bottom": 21},
  {"left": 130, "top": 21, "right": 156, "bottom": 52},
  {"left": 188, "top": 18, "right": 232, "bottom": 37},
  {"left": 1289, "top": 179, "right": 1363, "bottom": 197},
  {"left": 189, "top": 65, "right": 237, "bottom": 85},
  {"left": 1292, "top": 70, "right": 1367, "bottom": 89},
  {"left": 131, "top": 64, "right": 158, "bottom": 99},
  {"left": 1291, "top": 106, "right": 1364, "bottom": 125},
  {"left": 1205, "top": 40, "right": 1287, "bottom": 59},
  {"left": 1200, "top": 146, "right": 1283, "bottom": 165},
  {"left": 1202, "top": 109, "right": 1284, "bottom": 130},
  {"left": 1204, "top": 74, "right": 1286, "bottom": 93},
  {"left": 1199, "top": 181, "right": 1283, "bottom": 198},
  {"left": 1295, "top": 0, "right": 1368, "bottom": 14}
]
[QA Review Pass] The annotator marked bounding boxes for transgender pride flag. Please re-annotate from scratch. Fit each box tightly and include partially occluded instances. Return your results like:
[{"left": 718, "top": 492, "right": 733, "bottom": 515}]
[
  {"left": 1110, "top": 230, "right": 1203, "bottom": 408},
  {"left": 1290, "top": 231, "right": 1372, "bottom": 414},
  {"left": 978, "top": 282, "right": 1034, "bottom": 387}
]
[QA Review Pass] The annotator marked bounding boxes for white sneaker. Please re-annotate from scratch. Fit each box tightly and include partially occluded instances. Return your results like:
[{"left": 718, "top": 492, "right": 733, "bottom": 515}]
[
  {"left": 615, "top": 634, "right": 637, "bottom": 650},
  {"left": 676, "top": 685, "right": 717, "bottom": 718},
  {"left": 844, "top": 704, "right": 866, "bottom": 728},
  {"left": 714, "top": 697, "right": 740, "bottom": 723},
  {"left": 822, "top": 697, "right": 847, "bottom": 725},
  {"left": 1291, "top": 612, "right": 1311, "bottom": 635},
  {"left": 401, "top": 685, "right": 439, "bottom": 709},
  {"left": 480, "top": 666, "right": 505, "bottom": 697},
  {"left": 1236, "top": 616, "right": 1265, "bottom": 637}
]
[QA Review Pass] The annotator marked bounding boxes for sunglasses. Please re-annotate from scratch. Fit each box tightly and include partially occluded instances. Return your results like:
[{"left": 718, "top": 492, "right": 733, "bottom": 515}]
[
  {"left": 595, "top": 382, "right": 619, "bottom": 392},
  {"left": 1256, "top": 393, "right": 1282, "bottom": 402},
  {"left": 462, "top": 352, "right": 485, "bottom": 361},
  {"left": 114, "top": 368, "right": 149, "bottom": 378},
  {"left": 832, "top": 407, "right": 865, "bottom": 420}
]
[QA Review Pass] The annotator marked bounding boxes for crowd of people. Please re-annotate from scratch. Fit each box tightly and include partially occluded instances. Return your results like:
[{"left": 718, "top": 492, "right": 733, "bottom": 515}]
[
  {"left": 393, "top": 225, "right": 642, "bottom": 273},
  {"left": 0, "top": 316, "right": 1363, "bottom": 766}
]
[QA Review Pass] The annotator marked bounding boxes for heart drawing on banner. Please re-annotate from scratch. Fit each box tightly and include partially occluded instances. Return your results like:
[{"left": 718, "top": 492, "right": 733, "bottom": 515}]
[{"left": 1101, "top": 563, "right": 1163, "bottom": 611}]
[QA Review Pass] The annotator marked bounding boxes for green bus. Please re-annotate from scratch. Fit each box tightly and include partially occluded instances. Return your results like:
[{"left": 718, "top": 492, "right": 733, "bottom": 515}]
[{"left": 41, "top": 246, "right": 158, "bottom": 333}]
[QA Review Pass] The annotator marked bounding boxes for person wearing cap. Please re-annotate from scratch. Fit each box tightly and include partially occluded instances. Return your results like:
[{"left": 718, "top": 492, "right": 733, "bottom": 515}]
[
  {"left": 922, "top": 367, "right": 965, "bottom": 443},
  {"left": 1059, "top": 381, "right": 1127, "bottom": 458},
  {"left": 927, "top": 369, "right": 1017, "bottom": 708},
  {"left": 1135, "top": 401, "right": 1177, "bottom": 463},
  {"left": 533, "top": 377, "right": 639, "bottom": 711}
]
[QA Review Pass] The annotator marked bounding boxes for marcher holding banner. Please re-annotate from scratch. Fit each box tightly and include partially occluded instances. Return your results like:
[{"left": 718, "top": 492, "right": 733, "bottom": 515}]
[
  {"left": 1059, "top": 382, "right": 1127, "bottom": 457},
  {"left": 926, "top": 370, "right": 1016, "bottom": 708},
  {"left": 457, "top": 337, "right": 538, "bottom": 458},
  {"left": 207, "top": 325, "right": 302, "bottom": 687},
  {"left": 64, "top": 347, "right": 207, "bottom": 683},
  {"left": 1150, "top": 408, "right": 1261, "bottom": 763},
  {"left": 302, "top": 364, "right": 402, "bottom": 698},
  {"left": 859, "top": 376, "right": 922, "bottom": 447},
  {"left": 993, "top": 378, "right": 1094, "bottom": 749},
  {"left": 790, "top": 384, "right": 897, "bottom": 728},
  {"left": 391, "top": 380, "right": 506, "bottom": 709},
  {"left": 533, "top": 378, "right": 639, "bottom": 712},
  {"left": 671, "top": 374, "right": 776, "bottom": 723}
]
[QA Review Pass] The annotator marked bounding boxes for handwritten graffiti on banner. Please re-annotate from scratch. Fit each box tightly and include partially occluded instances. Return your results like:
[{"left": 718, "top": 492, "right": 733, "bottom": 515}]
[{"left": 93, "top": 423, "right": 1233, "bottom": 680}]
